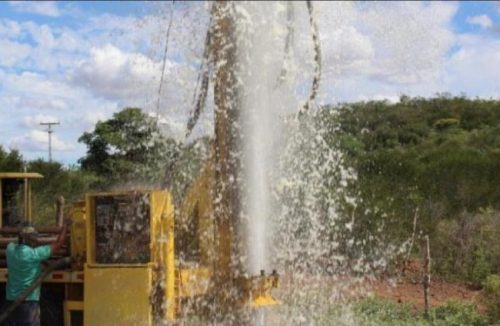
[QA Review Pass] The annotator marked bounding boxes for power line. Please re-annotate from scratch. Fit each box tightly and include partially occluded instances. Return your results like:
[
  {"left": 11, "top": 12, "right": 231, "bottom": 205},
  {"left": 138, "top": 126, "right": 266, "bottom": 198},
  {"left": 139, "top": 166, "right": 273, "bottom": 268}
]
[{"left": 40, "top": 121, "right": 60, "bottom": 162}]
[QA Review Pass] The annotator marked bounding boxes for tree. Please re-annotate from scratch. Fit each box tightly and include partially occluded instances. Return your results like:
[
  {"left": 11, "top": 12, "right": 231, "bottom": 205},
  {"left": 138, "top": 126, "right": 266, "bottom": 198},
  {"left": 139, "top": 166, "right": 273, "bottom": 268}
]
[
  {"left": 78, "top": 108, "right": 178, "bottom": 186},
  {"left": 0, "top": 146, "right": 24, "bottom": 171},
  {"left": 27, "top": 159, "right": 99, "bottom": 224}
]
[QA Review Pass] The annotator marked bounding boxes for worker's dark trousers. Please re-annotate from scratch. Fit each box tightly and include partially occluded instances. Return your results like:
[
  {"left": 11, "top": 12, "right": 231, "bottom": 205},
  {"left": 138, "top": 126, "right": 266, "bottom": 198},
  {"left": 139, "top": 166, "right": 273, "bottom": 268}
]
[{"left": 3, "top": 301, "right": 40, "bottom": 326}]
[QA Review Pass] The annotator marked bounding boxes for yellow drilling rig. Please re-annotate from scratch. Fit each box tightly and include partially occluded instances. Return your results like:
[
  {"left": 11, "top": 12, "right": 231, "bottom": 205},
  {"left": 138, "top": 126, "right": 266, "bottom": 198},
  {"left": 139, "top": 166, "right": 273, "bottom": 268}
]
[
  {"left": 0, "top": 169, "right": 278, "bottom": 325},
  {"left": 0, "top": 5, "right": 281, "bottom": 318},
  {"left": 0, "top": 1, "right": 326, "bottom": 323}
]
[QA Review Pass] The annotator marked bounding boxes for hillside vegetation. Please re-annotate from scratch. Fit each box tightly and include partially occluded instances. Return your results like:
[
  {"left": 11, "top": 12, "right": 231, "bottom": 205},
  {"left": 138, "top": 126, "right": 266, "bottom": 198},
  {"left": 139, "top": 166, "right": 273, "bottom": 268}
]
[
  {"left": 2, "top": 97, "right": 500, "bottom": 293},
  {"left": 319, "top": 96, "right": 500, "bottom": 288}
]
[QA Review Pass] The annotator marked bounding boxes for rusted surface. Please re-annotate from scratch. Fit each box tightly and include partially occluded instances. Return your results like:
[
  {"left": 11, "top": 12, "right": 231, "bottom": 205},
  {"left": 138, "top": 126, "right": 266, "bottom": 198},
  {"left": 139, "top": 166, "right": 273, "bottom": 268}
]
[{"left": 212, "top": 1, "right": 244, "bottom": 283}]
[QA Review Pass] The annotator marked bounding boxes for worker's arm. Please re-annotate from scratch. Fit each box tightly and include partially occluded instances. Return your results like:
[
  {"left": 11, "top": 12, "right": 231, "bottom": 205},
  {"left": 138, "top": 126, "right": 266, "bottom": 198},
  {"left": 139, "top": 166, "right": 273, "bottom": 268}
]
[{"left": 50, "top": 220, "right": 69, "bottom": 255}]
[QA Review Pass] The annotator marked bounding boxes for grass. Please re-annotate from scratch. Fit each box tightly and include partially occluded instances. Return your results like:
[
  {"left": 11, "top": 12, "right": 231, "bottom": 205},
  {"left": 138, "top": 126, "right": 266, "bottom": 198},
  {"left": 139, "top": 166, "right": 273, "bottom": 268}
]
[{"left": 317, "top": 297, "right": 490, "bottom": 326}]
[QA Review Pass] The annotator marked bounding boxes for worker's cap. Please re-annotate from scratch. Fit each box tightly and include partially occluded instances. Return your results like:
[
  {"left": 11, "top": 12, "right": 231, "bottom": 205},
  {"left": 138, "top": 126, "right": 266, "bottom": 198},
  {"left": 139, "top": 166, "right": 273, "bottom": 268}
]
[{"left": 20, "top": 226, "right": 38, "bottom": 238}]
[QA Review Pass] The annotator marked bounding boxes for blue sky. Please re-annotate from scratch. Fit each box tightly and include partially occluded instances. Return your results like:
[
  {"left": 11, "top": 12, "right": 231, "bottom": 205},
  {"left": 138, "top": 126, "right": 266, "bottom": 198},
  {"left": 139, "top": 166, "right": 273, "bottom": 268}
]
[
  {"left": 0, "top": 1, "right": 499, "bottom": 165},
  {"left": 454, "top": 2, "right": 499, "bottom": 32}
]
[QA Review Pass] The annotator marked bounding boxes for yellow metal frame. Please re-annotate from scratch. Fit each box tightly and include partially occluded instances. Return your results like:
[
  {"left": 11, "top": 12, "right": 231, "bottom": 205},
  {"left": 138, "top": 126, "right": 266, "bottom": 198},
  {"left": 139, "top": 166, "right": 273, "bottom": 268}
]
[
  {"left": 63, "top": 300, "right": 83, "bottom": 326},
  {"left": 84, "top": 265, "right": 153, "bottom": 326},
  {"left": 149, "top": 190, "right": 176, "bottom": 321},
  {"left": 177, "top": 267, "right": 212, "bottom": 298},
  {"left": 0, "top": 173, "right": 44, "bottom": 179},
  {"left": 178, "top": 162, "right": 215, "bottom": 267},
  {"left": 84, "top": 190, "right": 176, "bottom": 323},
  {"left": 0, "top": 172, "right": 43, "bottom": 227},
  {"left": 70, "top": 201, "right": 86, "bottom": 269}
]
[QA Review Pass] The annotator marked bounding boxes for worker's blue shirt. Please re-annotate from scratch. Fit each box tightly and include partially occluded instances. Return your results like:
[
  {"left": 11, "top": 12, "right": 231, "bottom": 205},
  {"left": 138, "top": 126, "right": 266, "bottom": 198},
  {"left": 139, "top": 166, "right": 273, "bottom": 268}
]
[{"left": 5, "top": 243, "right": 51, "bottom": 301}]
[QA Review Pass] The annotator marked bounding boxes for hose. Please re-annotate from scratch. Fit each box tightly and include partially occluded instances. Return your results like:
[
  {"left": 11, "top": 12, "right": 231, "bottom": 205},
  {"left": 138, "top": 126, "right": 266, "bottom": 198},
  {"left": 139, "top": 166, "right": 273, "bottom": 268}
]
[
  {"left": 301, "top": 0, "right": 322, "bottom": 114},
  {"left": 0, "top": 257, "right": 72, "bottom": 323}
]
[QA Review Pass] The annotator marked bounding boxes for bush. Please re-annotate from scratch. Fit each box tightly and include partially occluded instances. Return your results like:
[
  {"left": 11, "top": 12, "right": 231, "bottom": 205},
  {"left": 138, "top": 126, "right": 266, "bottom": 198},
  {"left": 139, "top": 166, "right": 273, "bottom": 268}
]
[
  {"left": 27, "top": 160, "right": 101, "bottom": 224},
  {"left": 434, "top": 118, "right": 460, "bottom": 130},
  {"left": 354, "top": 297, "right": 416, "bottom": 323},
  {"left": 470, "top": 248, "right": 491, "bottom": 288},
  {"left": 433, "top": 210, "right": 500, "bottom": 286},
  {"left": 483, "top": 274, "right": 500, "bottom": 322},
  {"left": 319, "top": 298, "right": 488, "bottom": 326},
  {"left": 431, "top": 301, "right": 488, "bottom": 326},
  {"left": 318, "top": 298, "right": 422, "bottom": 325}
]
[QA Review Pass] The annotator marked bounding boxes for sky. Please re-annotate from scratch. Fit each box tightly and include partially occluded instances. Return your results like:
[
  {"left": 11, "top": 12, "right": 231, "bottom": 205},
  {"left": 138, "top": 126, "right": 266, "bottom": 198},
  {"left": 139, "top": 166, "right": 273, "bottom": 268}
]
[{"left": 0, "top": 1, "right": 499, "bottom": 165}]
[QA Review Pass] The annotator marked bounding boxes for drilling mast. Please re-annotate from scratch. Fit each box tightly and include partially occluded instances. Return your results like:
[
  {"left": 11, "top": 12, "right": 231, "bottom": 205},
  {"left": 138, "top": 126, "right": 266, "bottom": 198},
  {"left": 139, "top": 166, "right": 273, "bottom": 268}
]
[{"left": 211, "top": 0, "right": 245, "bottom": 299}]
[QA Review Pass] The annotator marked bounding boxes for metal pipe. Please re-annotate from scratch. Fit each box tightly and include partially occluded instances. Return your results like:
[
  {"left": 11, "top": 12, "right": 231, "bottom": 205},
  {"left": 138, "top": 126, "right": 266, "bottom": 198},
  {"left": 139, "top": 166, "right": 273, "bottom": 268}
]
[
  {"left": 0, "top": 181, "right": 3, "bottom": 228},
  {"left": 23, "top": 175, "right": 28, "bottom": 224},
  {"left": 55, "top": 196, "right": 65, "bottom": 227}
]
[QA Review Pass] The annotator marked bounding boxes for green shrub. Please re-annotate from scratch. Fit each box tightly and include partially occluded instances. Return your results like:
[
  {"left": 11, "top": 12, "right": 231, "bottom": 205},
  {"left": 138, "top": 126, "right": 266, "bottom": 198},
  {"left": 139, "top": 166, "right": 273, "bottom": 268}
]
[
  {"left": 433, "top": 210, "right": 500, "bottom": 285},
  {"left": 430, "top": 301, "right": 488, "bottom": 326},
  {"left": 470, "top": 248, "right": 491, "bottom": 288},
  {"left": 318, "top": 298, "right": 488, "bottom": 326},
  {"left": 434, "top": 118, "right": 460, "bottom": 130},
  {"left": 318, "top": 297, "right": 423, "bottom": 325},
  {"left": 483, "top": 274, "right": 500, "bottom": 322},
  {"left": 354, "top": 297, "right": 415, "bottom": 323}
]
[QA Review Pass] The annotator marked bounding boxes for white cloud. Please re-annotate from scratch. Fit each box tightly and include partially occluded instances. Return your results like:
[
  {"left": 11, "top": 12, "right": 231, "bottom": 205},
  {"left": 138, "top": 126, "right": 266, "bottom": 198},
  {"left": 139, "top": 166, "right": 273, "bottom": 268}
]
[
  {"left": 8, "top": 1, "right": 61, "bottom": 17},
  {"left": 87, "top": 14, "right": 138, "bottom": 33},
  {"left": 444, "top": 34, "right": 500, "bottom": 97},
  {"left": 55, "top": 29, "right": 84, "bottom": 52},
  {"left": 83, "top": 13, "right": 161, "bottom": 54},
  {"left": 281, "top": 1, "right": 459, "bottom": 104},
  {"left": 82, "top": 110, "right": 112, "bottom": 131},
  {"left": 22, "top": 114, "right": 59, "bottom": 128},
  {"left": 0, "top": 39, "right": 31, "bottom": 67},
  {"left": 0, "top": 21, "right": 88, "bottom": 73},
  {"left": 1, "top": 71, "right": 75, "bottom": 105},
  {"left": 1, "top": 1, "right": 499, "bottom": 163},
  {"left": 18, "top": 22, "right": 89, "bottom": 73},
  {"left": 9, "top": 130, "right": 74, "bottom": 152},
  {"left": 72, "top": 44, "right": 162, "bottom": 101},
  {"left": 0, "top": 19, "right": 23, "bottom": 39},
  {"left": 23, "top": 23, "right": 56, "bottom": 48},
  {"left": 360, "top": 2, "right": 457, "bottom": 84},
  {"left": 466, "top": 14, "right": 493, "bottom": 29}
]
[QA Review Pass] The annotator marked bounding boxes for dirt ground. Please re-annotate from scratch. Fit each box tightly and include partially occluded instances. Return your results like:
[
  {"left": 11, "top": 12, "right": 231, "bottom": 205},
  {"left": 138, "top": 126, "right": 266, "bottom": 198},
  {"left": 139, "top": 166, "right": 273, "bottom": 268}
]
[
  {"left": 264, "top": 262, "right": 486, "bottom": 324},
  {"left": 369, "top": 277, "right": 482, "bottom": 310},
  {"left": 278, "top": 260, "right": 484, "bottom": 312},
  {"left": 366, "top": 260, "right": 484, "bottom": 312}
]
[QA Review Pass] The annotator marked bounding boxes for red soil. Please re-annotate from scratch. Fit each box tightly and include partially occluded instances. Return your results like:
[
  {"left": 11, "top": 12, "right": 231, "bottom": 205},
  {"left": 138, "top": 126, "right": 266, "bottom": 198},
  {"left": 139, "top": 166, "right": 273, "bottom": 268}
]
[
  {"left": 370, "top": 278, "right": 482, "bottom": 310},
  {"left": 367, "top": 260, "right": 484, "bottom": 312}
]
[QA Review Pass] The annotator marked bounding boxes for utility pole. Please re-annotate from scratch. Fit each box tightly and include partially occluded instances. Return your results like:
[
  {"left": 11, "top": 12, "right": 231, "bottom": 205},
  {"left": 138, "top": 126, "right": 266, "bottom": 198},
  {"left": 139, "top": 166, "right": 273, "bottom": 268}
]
[{"left": 40, "top": 121, "right": 60, "bottom": 162}]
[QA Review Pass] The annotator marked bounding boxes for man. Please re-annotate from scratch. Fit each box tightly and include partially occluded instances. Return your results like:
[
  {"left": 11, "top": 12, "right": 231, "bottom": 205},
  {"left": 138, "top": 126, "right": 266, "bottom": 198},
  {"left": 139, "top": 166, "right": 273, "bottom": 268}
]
[{"left": 4, "top": 223, "right": 68, "bottom": 326}]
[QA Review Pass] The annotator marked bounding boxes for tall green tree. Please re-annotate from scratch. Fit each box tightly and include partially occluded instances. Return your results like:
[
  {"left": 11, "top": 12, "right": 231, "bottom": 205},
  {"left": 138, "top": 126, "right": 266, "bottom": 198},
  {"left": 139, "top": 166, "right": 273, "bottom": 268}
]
[
  {"left": 78, "top": 107, "right": 178, "bottom": 186},
  {"left": 0, "top": 146, "right": 24, "bottom": 171}
]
